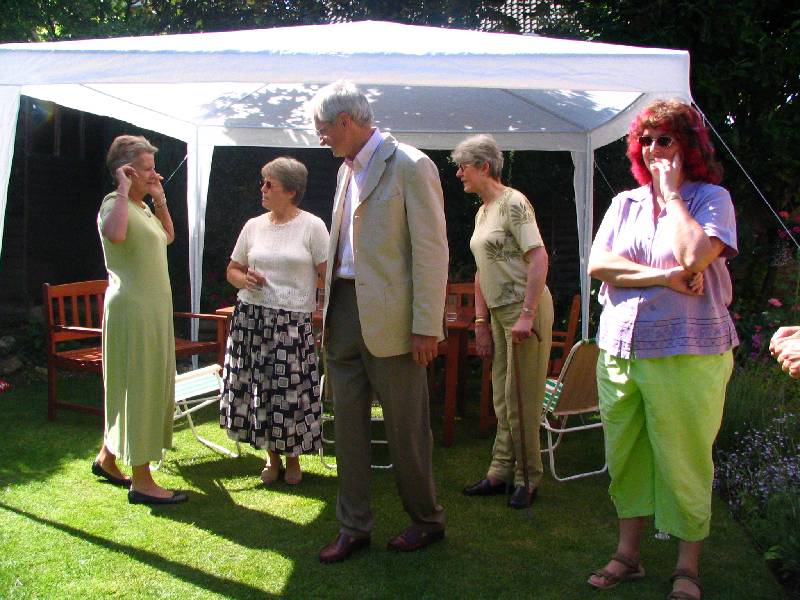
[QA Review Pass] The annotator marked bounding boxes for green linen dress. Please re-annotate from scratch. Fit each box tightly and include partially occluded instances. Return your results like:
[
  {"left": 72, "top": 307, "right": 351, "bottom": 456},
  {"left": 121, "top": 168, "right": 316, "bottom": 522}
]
[{"left": 98, "top": 192, "right": 175, "bottom": 465}]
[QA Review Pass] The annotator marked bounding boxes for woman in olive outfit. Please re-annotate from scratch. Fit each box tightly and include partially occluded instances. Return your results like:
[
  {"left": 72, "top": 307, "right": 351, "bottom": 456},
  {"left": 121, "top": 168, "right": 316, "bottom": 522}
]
[{"left": 454, "top": 134, "right": 553, "bottom": 509}]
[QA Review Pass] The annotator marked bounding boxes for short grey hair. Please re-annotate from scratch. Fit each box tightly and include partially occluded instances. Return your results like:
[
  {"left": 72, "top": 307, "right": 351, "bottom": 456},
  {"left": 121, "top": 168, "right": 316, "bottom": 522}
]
[
  {"left": 451, "top": 134, "right": 504, "bottom": 180},
  {"left": 262, "top": 157, "right": 308, "bottom": 206},
  {"left": 106, "top": 135, "right": 158, "bottom": 182},
  {"left": 310, "top": 80, "right": 373, "bottom": 127}
]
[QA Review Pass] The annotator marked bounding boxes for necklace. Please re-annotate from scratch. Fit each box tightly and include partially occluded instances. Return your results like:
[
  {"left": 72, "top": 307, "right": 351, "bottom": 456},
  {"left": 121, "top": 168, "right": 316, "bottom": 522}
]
[{"left": 269, "top": 209, "right": 301, "bottom": 225}]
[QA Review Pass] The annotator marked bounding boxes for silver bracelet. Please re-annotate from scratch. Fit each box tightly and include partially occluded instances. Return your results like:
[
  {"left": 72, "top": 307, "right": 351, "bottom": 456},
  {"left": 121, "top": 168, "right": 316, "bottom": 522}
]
[
  {"left": 153, "top": 198, "right": 167, "bottom": 210},
  {"left": 521, "top": 306, "right": 534, "bottom": 315}
]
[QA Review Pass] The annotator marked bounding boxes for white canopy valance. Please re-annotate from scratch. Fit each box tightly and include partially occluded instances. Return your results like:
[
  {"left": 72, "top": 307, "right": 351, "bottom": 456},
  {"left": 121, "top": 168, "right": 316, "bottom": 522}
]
[{"left": 0, "top": 20, "right": 692, "bottom": 335}]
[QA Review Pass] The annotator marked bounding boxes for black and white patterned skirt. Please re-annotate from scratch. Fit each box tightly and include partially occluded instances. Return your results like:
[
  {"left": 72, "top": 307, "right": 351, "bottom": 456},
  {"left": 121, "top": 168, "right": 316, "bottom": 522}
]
[{"left": 219, "top": 301, "right": 322, "bottom": 455}]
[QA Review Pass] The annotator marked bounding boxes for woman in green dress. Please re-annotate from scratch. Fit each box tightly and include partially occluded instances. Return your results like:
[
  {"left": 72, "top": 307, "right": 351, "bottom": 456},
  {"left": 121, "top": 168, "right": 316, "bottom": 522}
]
[{"left": 92, "top": 135, "right": 187, "bottom": 505}]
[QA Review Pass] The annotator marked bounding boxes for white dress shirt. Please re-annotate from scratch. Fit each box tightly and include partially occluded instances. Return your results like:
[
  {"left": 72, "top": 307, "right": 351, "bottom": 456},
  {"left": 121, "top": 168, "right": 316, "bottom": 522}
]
[{"left": 335, "top": 128, "right": 385, "bottom": 279}]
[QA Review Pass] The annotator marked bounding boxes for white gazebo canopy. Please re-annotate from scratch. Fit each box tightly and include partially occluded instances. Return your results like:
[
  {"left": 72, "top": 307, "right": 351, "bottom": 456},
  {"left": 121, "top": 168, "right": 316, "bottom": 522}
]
[{"left": 0, "top": 20, "right": 692, "bottom": 336}]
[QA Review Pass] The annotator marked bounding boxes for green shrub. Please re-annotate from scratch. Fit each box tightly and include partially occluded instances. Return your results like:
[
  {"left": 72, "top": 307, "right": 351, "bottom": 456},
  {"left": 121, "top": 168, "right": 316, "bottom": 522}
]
[
  {"left": 752, "top": 492, "right": 800, "bottom": 589},
  {"left": 716, "top": 361, "right": 800, "bottom": 595},
  {"left": 717, "top": 361, "right": 799, "bottom": 453}
]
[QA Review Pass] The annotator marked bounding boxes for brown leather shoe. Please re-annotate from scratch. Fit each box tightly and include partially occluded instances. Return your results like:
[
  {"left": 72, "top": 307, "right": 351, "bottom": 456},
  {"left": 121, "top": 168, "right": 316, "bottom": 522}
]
[
  {"left": 387, "top": 527, "right": 445, "bottom": 552},
  {"left": 319, "top": 533, "right": 371, "bottom": 563}
]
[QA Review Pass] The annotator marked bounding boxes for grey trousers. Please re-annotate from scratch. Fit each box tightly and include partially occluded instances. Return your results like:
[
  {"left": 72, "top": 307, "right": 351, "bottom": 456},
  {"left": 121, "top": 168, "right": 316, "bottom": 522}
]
[{"left": 325, "top": 279, "right": 445, "bottom": 538}]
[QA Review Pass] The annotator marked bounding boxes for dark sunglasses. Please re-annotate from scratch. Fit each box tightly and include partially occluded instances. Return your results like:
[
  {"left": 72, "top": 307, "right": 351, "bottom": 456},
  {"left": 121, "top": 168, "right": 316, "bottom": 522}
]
[{"left": 638, "top": 135, "right": 674, "bottom": 149}]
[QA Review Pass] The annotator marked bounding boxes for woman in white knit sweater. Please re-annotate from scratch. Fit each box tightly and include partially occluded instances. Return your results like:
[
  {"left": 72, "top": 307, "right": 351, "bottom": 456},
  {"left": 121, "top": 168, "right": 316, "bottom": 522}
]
[{"left": 220, "top": 157, "right": 329, "bottom": 486}]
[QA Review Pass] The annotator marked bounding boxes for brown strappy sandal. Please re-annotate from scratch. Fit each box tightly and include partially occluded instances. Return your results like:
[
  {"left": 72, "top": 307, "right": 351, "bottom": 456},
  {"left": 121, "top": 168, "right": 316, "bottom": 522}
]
[
  {"left": 588, "top": 552, "right": 646, "bottom": 590},
  {"left": 667, "top": 569, "right": 702, "bottom": 600}
]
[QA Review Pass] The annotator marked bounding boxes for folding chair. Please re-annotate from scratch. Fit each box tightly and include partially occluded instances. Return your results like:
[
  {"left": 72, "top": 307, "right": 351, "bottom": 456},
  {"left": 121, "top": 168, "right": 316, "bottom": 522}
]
[
  {"left": 155, "top": 364, "right": 240, "bottom": 469},
  {"left": 318, "top": 371, "right": 392, "bottom": 471},
  {"left": 540, "top": 339, "right": 607, "bottom": 482}
]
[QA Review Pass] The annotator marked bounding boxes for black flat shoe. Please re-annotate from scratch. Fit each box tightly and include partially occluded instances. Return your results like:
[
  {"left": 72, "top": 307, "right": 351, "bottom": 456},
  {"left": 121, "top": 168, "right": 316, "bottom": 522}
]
[
  {"left": 508, "top": 485, "right": 538, "bottom": 509},
  {"left": 463, "top": 478, "right": 510, "bottom": 496},
  {"left": 128, "top": 489, "right": 188, "bottom": 505},
  {"left": 91, "top": 461, "right": 132, "bottom": 488}
]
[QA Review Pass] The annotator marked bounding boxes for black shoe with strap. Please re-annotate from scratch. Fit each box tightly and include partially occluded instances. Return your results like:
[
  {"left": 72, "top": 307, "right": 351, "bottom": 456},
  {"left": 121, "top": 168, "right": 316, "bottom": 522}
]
[
  {"left": 507, "top": 485, "right": 538, "bottom": 509},
  {"left": 462, "top": 478, "right": 510, "bottom": 496}
]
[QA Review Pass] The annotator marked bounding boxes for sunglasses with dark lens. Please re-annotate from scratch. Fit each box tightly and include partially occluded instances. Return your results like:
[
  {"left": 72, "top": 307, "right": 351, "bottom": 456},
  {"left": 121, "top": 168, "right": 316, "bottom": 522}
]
[{"left": 638, "top": 135, "right": 674, "bottom": 149}]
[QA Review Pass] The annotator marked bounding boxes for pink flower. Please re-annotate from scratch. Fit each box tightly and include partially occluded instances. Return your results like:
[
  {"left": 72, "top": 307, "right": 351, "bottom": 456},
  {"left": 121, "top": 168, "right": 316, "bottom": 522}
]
[
  {"left": 754, "top": 325, "right": 762, "bottom": 332},
  {"left": 792, "top": 226, "right": 800, "bottom": 233},
  {"left": 733, "top": 312, "right": 741, "bottom": 320},
  {"left": 779, "top": 210, "right": 790, "bottom": 219},
  {"left": 768, "top": 298, "right": 782, "bottom": 307}
]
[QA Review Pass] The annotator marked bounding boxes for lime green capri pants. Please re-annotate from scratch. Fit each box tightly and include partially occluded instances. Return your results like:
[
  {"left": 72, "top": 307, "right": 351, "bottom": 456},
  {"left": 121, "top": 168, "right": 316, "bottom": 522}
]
[{"left": 597, "top": 349, "right": 733, "bottom": 541}]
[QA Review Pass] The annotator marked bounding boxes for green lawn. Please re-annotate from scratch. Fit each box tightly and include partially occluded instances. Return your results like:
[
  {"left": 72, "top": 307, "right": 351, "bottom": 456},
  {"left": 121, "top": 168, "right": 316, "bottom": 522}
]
[{"left": 0, "top": 372, "right": 786, "bottom": 599}]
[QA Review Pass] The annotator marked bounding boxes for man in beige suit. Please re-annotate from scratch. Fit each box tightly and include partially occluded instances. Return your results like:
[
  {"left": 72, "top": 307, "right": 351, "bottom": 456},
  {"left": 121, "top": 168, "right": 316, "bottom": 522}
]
[{"left": 310, "top": 81, "right": 448, "bottom": 563}]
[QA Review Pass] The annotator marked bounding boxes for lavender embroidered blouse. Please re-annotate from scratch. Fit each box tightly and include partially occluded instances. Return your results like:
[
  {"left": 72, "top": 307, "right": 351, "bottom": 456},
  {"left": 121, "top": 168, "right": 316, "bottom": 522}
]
[{"left": 592, "top": 181, "right": 739, "bottom": 359}]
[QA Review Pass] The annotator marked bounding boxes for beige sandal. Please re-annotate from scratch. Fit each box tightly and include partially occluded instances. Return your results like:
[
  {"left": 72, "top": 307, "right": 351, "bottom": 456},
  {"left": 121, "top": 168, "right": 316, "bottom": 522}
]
[
  {"left": 260, "top": 462, "right": 283, "bottom": 485},
  {"left": 667, "top": 569, "right": 701, "bottom": 600},
  {"left": 588, "top": 552, "right": 646, "bottom": 590},
  {"left": 284, "top": 459, "right": 302, "bottom": 485}
]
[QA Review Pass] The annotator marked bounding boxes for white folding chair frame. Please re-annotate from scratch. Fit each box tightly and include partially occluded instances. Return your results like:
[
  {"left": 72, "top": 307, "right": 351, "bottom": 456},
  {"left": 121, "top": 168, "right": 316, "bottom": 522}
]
[
  {"left": 540, "top": 340, "right": 608, "bottom": 482},
  {"left": 154, "top": 363, "right": 240, "bottom": 469}
]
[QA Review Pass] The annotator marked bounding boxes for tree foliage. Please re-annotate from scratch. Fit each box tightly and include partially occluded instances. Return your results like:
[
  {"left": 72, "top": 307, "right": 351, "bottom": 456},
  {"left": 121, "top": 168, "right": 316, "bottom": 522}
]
[
  {"left": 0, "top": 0, "right": 515, "bottom": 42},
  {"left": 0, "top": 0, "right": 147, "bottom": 41},
  {"left": 529, "top": 0, "right": 800, "bottom": 309}
]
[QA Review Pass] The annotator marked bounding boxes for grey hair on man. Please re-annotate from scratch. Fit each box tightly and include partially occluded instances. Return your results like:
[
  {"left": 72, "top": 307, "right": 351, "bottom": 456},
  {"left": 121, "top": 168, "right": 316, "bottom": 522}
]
[
  {"left": 310, "top": 80, "right": 374, "bottom": 127},
  {"left": 451, "top": 134, "right": 504, "bottom": 180}
]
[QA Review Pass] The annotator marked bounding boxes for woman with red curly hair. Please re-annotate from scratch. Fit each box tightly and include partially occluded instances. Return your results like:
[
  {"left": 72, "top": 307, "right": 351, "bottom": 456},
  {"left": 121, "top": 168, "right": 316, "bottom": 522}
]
[{"left": 587, "top": 100, "right": 739, "bottom": 600}]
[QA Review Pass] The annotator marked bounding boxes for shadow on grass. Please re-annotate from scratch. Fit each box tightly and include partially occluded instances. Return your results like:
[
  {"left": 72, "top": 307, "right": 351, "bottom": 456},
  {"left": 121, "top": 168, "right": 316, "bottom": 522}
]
[
  {"left": 159, "top": 453, "right": 337, "bottom": 554},
  {"left": 0, "top": 501, "right": 275, "bottom": 599}
]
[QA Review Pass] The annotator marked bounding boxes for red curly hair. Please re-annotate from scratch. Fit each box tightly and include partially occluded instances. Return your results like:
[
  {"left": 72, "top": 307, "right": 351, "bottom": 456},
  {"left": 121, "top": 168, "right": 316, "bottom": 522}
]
[{"left": 626, "top": 99, "right": 723, "bottom": 186}]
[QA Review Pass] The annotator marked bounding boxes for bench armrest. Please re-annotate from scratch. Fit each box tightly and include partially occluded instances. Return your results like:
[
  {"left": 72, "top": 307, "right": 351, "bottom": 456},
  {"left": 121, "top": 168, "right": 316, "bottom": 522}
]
[
  {"left": 173, "top": 312, "right": 229, "bottom": 322},
  {"left": 53, "top": 325, "right": 102, "bottom": 335}
]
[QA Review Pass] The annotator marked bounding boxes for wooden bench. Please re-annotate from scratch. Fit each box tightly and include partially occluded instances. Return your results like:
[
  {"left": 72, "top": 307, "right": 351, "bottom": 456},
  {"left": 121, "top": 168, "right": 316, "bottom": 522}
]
[{"left": 42, "top": 280, "right": 228, "bottom": 420}]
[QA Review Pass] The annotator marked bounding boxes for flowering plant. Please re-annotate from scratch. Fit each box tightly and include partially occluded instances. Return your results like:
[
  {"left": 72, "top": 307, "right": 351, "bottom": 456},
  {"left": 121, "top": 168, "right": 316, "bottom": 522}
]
[
  {"left": 715, "top": 360, "right": 800, "bottom": 591},
  {"left": 731, "top": 295, "right": 800, "bottom": 362},
  {"left": 777, "top": 210, "right": 800, "bottom": 245},
  {"left": 715, "top": 412, "right": 800, "bottom": 587},
  {"left": 716, "top": 413, "right": 799, "bottom": 516}
]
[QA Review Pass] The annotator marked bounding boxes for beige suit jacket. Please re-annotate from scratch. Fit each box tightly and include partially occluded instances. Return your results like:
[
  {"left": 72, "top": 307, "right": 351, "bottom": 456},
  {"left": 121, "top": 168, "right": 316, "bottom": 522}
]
[{"left": 323, "top": 134, "right": 448, "bottom": 357}]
